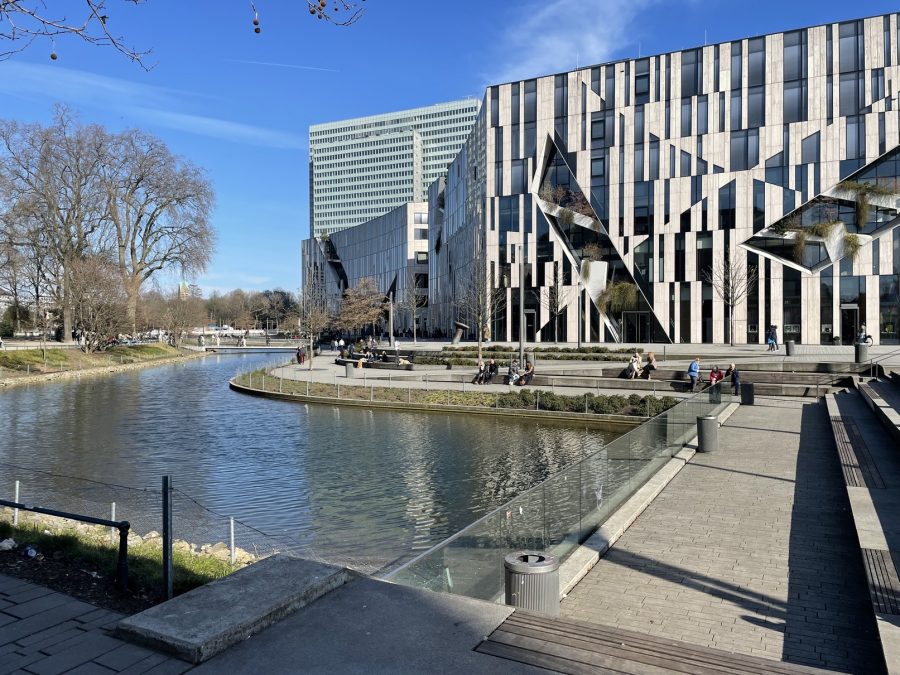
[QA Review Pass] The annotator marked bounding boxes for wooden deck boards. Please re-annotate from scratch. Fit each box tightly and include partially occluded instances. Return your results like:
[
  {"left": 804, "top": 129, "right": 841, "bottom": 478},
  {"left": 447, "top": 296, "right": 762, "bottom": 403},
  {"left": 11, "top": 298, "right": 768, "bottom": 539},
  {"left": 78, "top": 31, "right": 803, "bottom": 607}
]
[
  {"left": 476, "top": 611, "right": 839, "bottom": 675},
  {"left": 829, "top": 415, "right": 885, "bottom": 489},
  {"left": 862, "top": 548, "right": 900, "bottom": 616}
]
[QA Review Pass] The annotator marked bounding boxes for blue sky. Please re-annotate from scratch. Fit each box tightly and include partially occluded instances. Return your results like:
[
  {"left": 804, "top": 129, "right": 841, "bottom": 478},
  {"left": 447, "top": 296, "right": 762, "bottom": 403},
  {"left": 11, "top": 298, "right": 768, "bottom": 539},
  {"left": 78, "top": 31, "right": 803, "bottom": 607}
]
[{"left": 1, "top": 0, "right": 897, "bottom": 294}]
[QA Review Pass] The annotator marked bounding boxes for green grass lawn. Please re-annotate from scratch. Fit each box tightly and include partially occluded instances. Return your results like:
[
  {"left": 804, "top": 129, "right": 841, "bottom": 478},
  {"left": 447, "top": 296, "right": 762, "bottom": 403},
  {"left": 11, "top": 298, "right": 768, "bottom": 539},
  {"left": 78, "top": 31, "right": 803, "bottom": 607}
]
[{"left": 0, "top": 344, "right": 186, "bottom": 376}]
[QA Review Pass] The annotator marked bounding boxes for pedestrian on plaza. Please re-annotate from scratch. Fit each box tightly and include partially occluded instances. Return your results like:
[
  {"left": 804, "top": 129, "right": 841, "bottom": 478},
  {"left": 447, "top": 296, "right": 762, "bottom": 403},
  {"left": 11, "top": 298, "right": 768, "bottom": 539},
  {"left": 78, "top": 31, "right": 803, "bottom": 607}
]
[
  {"left": 708, "top": 365, "right": 724, "bottom": 386},
  {"left": 724, "top": 363, "right": 741, "bottom": 396},
  {"left": 296, "top": 346, "right": 302, "bottom": 364},
  {"left": 338, "top": 337, "right": 345, "bottom": 351},
  {"left": 687, "top": 357, "right": 701, "bottom": 392},
  {"left": 770, "top": 325, "right": 779, "bottom": 352},
  {"left": 332, "top": 339, "right": 338, "bottom": 352}
]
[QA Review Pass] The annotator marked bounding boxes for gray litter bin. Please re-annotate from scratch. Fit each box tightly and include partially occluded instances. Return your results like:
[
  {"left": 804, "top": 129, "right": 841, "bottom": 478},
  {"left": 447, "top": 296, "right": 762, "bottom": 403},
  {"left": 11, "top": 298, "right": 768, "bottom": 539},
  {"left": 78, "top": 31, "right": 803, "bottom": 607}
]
[
  {"left": 697, "top": 415, "right": 718, "bottom": 453},
  {"left": 345, "top": 362, "right": 356, "bottom": 379},
  {"left": 741, "top": 382, "right": 755, "bottom": 405},
  {"left": 708, "top": 383, "right": 722, "bottom": 404},
  {"left": 855, "top": 343, "right": 868, "bottom": 364},
  {"left": 504, "top": 551, "right": 559, "bottom": 616},
  {"left": 785, "top": 340, "right": 796, "bottom": 356}
]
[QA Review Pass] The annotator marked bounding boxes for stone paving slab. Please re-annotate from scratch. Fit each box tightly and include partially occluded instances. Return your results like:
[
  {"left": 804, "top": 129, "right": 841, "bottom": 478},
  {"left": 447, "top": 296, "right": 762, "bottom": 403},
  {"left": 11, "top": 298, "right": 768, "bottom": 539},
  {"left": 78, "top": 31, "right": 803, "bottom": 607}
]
[
  {"left": 0, "top": 575, "right": 192, "bottom": 674},
  {"left": 560, "top": 396, "right": 885, "bottom": 674}
]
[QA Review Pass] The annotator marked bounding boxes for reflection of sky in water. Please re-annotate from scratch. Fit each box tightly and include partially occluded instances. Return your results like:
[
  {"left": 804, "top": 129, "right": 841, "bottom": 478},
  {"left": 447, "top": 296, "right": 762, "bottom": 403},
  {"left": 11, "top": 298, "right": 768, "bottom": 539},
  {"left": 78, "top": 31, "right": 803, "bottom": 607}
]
[{"left": 0, "top": 354, "right": 618, "bottom": 572}]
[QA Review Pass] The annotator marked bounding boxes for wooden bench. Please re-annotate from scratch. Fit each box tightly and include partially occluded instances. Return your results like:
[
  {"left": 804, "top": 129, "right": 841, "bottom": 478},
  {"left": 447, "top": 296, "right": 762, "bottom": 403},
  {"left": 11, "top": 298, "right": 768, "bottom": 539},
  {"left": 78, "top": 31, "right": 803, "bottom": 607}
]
[
  {"left": 476, "top": 610, "right": 834, "bottom": 674},
  {"left": 829, "top": 415, "right": 885, "bottom": 488},
  {"left": 862, "top": 548, "right": 900, "bottom": 616}
]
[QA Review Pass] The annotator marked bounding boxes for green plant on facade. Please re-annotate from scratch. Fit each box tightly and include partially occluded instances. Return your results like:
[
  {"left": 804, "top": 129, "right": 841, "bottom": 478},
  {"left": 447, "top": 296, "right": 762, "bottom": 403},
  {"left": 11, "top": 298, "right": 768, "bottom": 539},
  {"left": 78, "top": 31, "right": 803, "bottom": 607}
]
[
  {"left": 791, "top": 229, "right": 808, "bottom": 264},
  {"left": 843, "top": 233, "right": 862, "bottom": 261},
  {"left": 806, "top": 220, "right": 839, "bottom": 238},
  {"left": 597, "top": 280, "right": 638, "bottom": 316},
  {"left": 838, "top": 179, "right": 899, "bottom": 228},
  {"left": 558, "top": 208, "right": 575, "bottom": 227}
]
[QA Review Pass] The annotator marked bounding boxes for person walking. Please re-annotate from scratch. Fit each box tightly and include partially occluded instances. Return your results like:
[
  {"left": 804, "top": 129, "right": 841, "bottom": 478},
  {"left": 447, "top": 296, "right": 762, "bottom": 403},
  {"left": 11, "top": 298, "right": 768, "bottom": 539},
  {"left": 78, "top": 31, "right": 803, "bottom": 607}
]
[
  {"left": 296, "top": 346, "right": 302, "bottom": 365},
  {"left": 687, "top": 357, "right": 701, "bottom": 392},
  {"left": 771, "top": 325, "right": 779, "bottom": 352}
]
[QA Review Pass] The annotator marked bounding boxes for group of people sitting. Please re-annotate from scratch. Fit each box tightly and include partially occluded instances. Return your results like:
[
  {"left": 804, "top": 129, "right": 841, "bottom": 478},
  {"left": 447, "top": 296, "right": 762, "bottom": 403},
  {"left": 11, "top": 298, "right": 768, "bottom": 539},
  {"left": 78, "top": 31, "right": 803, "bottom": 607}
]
[
  {"left": 471, "top": 359, "right": 499, "bottom": 384},
  {"left": 623, "top": 351, "right": 658, "bottom": 380},
  {"left": 472, "top": 358, "right": 535, "bottom": 386},
  {"left": 687, "top": 358, "right": 741, "bottom": 394}
]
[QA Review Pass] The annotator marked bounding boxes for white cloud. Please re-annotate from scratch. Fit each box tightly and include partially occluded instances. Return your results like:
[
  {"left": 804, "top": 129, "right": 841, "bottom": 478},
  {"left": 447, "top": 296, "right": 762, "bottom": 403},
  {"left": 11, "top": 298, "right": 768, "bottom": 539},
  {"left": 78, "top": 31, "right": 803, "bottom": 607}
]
[
  {"left": 130, "top": 109, "right": 306, "bottom": 149},
  {"left": 487, "top": 0, "right": 666, "bottom": 84},
  {"left": 0, "top": 61, "right": 304, "bottom": 149},
  {"left": 227, "top": 59, "right": 340, "bottom": 73}
]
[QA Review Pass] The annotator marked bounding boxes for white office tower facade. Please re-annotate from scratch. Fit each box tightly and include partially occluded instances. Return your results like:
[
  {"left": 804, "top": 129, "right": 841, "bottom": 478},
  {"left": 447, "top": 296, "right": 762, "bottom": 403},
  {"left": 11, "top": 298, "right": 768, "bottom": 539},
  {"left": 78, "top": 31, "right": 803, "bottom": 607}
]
[{"left": 308, "top": 99, "right": 479, "bottom": 239}]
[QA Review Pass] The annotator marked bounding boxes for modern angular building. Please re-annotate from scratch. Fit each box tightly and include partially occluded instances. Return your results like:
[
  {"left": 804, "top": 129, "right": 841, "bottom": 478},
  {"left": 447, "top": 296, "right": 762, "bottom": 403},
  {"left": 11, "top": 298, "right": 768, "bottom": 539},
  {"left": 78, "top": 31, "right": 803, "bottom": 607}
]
[
  {"left": 307, "top": 99, "right": 479, "bottom": 239},
  {"left": 303, "top": 202, "right": 430, "bottom": 335},
  {"left": 428, "top": 12, "right": 900, "bottom": 345}
]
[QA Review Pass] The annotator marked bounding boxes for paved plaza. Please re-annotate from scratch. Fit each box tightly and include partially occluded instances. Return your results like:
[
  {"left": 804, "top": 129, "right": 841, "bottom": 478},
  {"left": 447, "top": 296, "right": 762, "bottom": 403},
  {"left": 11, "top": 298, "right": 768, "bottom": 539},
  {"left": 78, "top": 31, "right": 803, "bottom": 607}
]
[{"left": 561, "top": 396, "right": 885, "bottom": 673}]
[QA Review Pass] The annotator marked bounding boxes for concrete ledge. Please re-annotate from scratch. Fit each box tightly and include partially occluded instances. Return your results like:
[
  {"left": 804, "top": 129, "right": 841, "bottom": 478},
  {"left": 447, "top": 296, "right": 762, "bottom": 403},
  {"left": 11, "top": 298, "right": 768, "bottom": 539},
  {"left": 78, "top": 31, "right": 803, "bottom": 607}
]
[
  {"left": 858, "top": 382, "right": 900, "bottom": 448},
  {"left": 116, "top": 555, "right": 351, "bottom": 664},
  {"left": 559, "top": 401, "right": 740, "bottom": 596},
  {"left": 876, "top": 614, "right": 900, "bottom": 675}
]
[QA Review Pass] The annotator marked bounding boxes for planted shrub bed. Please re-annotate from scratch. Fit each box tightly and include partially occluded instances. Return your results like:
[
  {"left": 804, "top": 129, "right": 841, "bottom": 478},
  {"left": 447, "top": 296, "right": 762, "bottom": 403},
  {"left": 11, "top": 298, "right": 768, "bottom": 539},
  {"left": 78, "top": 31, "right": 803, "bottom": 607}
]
[{"left": 237, "top": 371, "right": 678, "bottom": 417}]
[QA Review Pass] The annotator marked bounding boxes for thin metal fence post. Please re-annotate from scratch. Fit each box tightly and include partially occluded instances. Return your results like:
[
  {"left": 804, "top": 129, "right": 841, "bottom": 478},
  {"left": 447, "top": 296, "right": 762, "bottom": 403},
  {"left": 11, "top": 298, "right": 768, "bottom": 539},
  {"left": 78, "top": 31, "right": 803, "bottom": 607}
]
[
  {"left": 408, "top": 388, "right": 411, "bottom": 404},
  {"left": 585, "top": 394, "right": 588, "bottom": 414},
  {"left": 370, "top": 385, "right": 374, "bottom": 402},
  {"left": 279, "top": 376, "right": 282, "bottom": 393},
  {"left": 117, "top": 522, "right": 130, "bottom": 591},
  {"left": 162, "top": 475, "right": 173, "bottom": 600},
  {"left": 337, "top": 383, "right": 341, "bottom": 398},
  {"left": 306, "top": 380, "right": 310, "bottom": 396},
  {"left": 13, "top": 480, "right": 19, "bottom": 526},
  {"left": 110, "top": 503, "right": 116, "bottom": 545},
  {"left": 536, "top": 391, "right": 540, "bottom": 410},
  {"left": 230, "top": 517, "right": 236, "bottom": 566},
  {"left": 447, "top": 389, "right": 450, "bottom": 406}
]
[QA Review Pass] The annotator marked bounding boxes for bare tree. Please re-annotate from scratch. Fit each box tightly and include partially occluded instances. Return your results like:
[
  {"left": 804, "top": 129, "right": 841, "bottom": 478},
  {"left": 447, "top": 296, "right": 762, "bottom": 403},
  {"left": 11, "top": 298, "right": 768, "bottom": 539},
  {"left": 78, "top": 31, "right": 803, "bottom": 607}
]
[
  {"left": 0, "top": 1, "right": 366, "bottom": 68},
  {"left": 455, "top": 257, "right": 504, "bottom": 361},
  {"left": 702, "top": 256, "right": 758, "bottom": 346},
  {"left": 298, "top": 278, "right": 331, "bottom": 370},
  {"left": 68, "top": 255, "right": 128, "bottom": 352},
  {"left": 158, "top": 288, "right": 205, "bottom": 347},
  {"left": 0, "top": 108, "right": 110, "bottom": 342},
  {"left": 103, "top": 129, "right": 215, "bottom": 332},
  {"left": 337, "top": 277, "right": 384, "bottom": 338},
  {"left": 394, "top": 267, "right": 427, "bottom": 342}
]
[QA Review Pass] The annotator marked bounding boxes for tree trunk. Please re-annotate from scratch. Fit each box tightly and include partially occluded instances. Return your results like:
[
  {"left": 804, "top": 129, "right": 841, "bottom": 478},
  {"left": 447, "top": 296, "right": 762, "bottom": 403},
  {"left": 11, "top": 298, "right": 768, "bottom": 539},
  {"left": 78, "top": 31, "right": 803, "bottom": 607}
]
[
  {"left": 124, "top": 278, "right": 141, "bottom": 335},
  {"left": 309, "top": 334, "right": 314, "bottom": 370}
]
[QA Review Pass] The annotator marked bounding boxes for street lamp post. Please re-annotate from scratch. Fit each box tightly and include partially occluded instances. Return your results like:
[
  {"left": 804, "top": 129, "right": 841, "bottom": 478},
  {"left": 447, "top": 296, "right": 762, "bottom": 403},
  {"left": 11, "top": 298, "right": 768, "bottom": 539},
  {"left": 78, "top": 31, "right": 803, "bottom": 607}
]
[
  {"left": 577, "top": 278, "right": 582, "bottom": 349},
  {"left": 518, "top": 245, "right": 525, "bottom": 366}
]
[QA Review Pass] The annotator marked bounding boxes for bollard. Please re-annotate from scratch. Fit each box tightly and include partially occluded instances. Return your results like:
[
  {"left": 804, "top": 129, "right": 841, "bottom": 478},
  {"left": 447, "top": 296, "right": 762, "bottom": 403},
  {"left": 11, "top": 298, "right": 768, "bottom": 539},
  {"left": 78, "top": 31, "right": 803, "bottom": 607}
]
[
  {"left": 504, "top": 551, "right": 560, "bottom": 616},
  {"left": 697, "top": 415, "right": 718, "bottom": 453},
  {"left": 230, "top": 517, "right": 236, "bottom": 566},
  {"left": 855, "top": 342, "right": 868, "bottom": 364}
]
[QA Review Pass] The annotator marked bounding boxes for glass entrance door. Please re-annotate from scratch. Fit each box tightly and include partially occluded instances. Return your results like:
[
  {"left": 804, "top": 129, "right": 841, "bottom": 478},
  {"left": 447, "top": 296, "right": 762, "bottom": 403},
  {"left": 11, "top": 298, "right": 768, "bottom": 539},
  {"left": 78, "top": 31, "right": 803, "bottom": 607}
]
[
  {"left": 622, "top": 311, "right": 650, "bottom": 343},
  {"left": 840, "top": 306, "right": 858, "bottom": 345}
]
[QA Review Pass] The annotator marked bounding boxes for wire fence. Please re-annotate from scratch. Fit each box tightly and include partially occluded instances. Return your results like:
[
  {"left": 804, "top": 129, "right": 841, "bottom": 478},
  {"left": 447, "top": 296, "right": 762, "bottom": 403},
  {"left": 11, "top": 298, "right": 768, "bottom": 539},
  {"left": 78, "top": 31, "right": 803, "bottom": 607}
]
[{"left": 0, "top": 460, "right": 311, "bottom": 565}]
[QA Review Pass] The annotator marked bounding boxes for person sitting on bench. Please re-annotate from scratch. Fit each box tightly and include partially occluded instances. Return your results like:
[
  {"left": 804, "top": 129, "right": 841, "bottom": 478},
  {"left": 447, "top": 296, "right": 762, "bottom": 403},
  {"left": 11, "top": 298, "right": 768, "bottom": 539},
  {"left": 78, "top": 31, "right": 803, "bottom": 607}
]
[
  {"left": 484, "top": 359, "right": 498, "bottom": 384},
  {"left": 518, "top": 361, "right": 535, "bottom": 386}
]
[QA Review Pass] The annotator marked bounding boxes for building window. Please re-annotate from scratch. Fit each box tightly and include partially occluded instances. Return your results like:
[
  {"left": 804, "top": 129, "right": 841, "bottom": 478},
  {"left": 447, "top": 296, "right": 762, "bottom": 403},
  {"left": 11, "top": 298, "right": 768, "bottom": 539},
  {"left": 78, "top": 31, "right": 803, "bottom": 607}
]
[
  {"left": 697, "top": 95, "right": 708, "bottom": 134},
  {"left": 730, "top": 41, "right": 742, "bottom": 90},
  {"left": 415, "top": 251, "right": 428, "bottom": 264},
  {"left": 681, "top": 98, "right": 692, "bottom": 136},
  {"left": 730, "top": 129, "right": 758, "bottom": 171},
  {"left": 681, "top": 48, "right": 702, "bottom": 97},
  {"left": 414, "top": 212, "right": 427, "bottom": 224},
  {"left": 748, "top": 37, "right": 765, "bottom": 87},
  {"left": 748, "top": 85, "right": 764, "bottom": 128},
  {"left": 634, "top": 181, "right": 653, "bottom": 235},
  {"left": 635, "top": 58, "right": 650, "bottom": 104},
  {"left": 524, "top": 80, "right": 537, "bottom": 123}
]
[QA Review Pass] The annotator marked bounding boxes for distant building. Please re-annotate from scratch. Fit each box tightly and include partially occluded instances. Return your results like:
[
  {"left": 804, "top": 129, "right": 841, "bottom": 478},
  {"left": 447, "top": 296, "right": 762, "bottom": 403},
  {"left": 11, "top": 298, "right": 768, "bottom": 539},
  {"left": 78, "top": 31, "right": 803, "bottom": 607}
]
[
  {"left": 302, "top": 202, "right": 430, "bottom": 335},
  {"left": 308, "top": 99, "right": 479, "bottom": 239}
]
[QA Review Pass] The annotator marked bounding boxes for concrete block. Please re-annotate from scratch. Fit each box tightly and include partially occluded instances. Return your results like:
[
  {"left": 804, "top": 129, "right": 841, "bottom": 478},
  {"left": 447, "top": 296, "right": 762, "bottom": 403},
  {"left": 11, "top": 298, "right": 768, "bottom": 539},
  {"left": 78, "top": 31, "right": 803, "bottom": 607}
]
[{"left": 116, "top": 555, "right": 351, "bottom": 664}]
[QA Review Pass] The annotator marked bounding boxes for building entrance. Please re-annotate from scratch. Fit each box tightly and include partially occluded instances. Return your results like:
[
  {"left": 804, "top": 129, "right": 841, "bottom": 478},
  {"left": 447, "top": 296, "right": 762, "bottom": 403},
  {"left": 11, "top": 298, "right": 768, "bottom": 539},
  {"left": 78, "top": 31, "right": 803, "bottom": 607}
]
[
  {"left": 840, "top": 305, "right": 858, "bottom": 345},
  {"left": 622, "top": 311, "right": 651, "bottom": 343}
]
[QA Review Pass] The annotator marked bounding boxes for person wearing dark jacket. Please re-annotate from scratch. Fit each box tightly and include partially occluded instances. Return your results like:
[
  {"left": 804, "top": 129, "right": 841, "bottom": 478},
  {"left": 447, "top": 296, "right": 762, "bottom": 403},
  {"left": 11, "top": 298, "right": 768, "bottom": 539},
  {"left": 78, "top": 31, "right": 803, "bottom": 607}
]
[
  {"left": 484, "top": 359, "right": 498, "bottom": 384},
  {"left": 725, "top": 363, "right": 741, "bottom": 395}
]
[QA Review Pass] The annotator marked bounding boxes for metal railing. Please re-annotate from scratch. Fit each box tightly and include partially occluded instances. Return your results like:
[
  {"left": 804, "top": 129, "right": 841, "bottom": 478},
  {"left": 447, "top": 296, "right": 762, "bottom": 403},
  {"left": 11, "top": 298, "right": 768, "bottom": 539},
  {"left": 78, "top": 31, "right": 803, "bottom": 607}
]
[
  {"left": 0, "top": 497, "right": 130, "bottom": 589},
  {"left": 379, "top": 384, "right": 733, "bottom": 601}
]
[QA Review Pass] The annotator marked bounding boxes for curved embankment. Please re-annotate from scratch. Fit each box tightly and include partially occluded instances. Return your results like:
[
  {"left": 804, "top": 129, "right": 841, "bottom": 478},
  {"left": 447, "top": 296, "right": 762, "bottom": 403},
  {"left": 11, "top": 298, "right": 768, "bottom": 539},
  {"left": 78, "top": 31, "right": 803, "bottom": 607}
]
[
  {"left": 228, "top": 377, "right": 643, "bottom": 432},
  {"left": 0, "top": 350, "right": 208, "bottom": 389}
]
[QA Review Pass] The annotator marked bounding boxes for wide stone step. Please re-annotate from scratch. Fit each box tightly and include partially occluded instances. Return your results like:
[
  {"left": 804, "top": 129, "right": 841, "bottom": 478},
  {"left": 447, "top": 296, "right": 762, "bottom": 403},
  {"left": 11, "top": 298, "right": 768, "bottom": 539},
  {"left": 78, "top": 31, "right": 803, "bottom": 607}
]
[{"left": 116, "top": 555, "right": 350, "bottom": 664}]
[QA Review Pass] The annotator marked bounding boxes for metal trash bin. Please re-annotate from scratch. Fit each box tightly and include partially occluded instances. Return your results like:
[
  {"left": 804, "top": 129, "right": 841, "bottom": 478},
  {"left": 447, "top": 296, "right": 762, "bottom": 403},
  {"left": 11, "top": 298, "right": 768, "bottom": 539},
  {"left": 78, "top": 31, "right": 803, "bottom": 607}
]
[
  {"left": 741, "top": 382, "right": 755, "bottom": 405},
  {"left": 785, "top": 340, "right": 796, "bottom": 356},
  {"left": 855, "top": 343, "right": 868, "bottom": 364},
  {"left": 504, "top": 551, "right": 559, "bottom": 616},
  {"left": 345, "top": 362, "right": 356, "bottom": 379},
  {"left": 697, "top": 415, "right": 718, "bottom": 453}
]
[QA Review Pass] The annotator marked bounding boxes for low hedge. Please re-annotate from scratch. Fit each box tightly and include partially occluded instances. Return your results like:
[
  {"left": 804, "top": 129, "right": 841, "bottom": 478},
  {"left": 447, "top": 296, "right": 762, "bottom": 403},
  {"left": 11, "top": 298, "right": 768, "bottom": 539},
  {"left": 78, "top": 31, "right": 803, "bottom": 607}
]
[{"left": 239, "top": 370, "right": 678, "bottom": 418}]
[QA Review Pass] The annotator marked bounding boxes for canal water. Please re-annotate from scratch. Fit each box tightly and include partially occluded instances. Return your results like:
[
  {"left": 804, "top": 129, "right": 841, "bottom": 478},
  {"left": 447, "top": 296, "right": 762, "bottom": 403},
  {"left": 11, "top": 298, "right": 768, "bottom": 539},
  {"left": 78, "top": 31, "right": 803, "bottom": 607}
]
[{"left": 0, "top": 353, "right": 619, "bottom": 572}]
